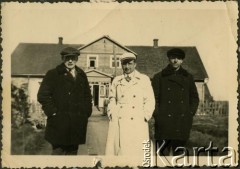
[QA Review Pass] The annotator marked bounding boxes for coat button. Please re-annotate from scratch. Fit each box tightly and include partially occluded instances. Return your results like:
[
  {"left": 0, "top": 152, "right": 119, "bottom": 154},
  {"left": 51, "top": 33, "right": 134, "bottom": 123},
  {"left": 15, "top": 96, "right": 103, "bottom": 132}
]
[
  {"left": 167, "top": 88, "right": 170, "bottom": 90},
  {"left": 131, "top": 117, "right": 133, "bottom": 120},
  {"left": 168, "top": 114, "right": 172, "bottom": 117},
  {"left": 182, "top": 88, "right": 184, "bottom": 91},
  {"left": 181, "top": 100, "right": 184, "bottom": 103},
  {"left": 68, "top": 92, "right": 71, "bottom": 95},
  {"left": 132, "top": 106, "right": 135, "bottom": 109},
  {"left": 168, "top": 101, "right": 171, "bottom": 104},
  {"left": 122, "top": 95, "right": 124, "bottom": 97},
  {"left": 133, "top": 95, "right": 136, "bottom": 98}
]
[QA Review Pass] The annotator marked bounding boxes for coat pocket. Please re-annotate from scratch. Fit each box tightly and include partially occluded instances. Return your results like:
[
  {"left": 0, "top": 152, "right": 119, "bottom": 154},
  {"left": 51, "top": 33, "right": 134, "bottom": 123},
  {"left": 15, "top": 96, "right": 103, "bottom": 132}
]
[{"left": 46, "top": 113, "right": 58, "bottom": 128}]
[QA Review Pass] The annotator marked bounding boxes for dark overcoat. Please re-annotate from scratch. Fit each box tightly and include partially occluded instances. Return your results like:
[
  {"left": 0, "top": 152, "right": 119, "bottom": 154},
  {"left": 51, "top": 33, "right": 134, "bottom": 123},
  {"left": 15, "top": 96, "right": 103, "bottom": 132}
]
[
  {"left": 37, "top": 63, "right": 92, "bottom": 145},
  {"left": 152, "top": 65, "right": 199, "bottom": 141}
]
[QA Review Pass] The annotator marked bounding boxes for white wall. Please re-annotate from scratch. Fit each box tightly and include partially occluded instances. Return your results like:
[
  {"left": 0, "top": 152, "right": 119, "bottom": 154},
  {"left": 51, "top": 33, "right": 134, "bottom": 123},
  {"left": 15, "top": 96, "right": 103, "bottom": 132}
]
[
  {"left": 12, "top": 77, "right": 43, "bottom": 102},
  {"left": 28, "top": 78, "right": 43, "bottom": 102},
  {"left": 195, "top": 82, "right": 204, "bottom": 101}
]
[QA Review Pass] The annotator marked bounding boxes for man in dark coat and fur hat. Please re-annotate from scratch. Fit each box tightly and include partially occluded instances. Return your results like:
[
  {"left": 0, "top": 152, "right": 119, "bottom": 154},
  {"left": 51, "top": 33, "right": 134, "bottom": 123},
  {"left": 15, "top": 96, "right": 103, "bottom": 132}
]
[
  {"left": 152, "top": 48, "right": 199, "bottom": 156},
  {"left": 38, "top": 47, "right": 92, "bottom": 155}
]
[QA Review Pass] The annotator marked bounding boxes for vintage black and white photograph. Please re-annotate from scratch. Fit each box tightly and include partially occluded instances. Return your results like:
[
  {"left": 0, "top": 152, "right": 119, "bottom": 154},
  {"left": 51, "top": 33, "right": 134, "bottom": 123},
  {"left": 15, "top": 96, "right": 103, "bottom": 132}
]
[{"left": 1, "top": 1, "right": 238, "bottom": 168}]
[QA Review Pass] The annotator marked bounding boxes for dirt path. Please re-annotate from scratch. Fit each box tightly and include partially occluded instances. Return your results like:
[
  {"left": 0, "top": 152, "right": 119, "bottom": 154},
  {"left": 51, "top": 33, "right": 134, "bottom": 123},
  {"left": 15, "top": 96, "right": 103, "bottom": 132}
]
[
  {"left": 78, "top": 108, "right": 109, "bottom": 155},
  {"left": 27, "top": 107, "right": 109, "bottom": 155}
]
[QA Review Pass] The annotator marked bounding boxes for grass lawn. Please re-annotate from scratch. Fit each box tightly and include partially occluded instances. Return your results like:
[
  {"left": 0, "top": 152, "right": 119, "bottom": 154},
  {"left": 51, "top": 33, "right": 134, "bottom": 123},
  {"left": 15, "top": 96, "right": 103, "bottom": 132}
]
[
  {"left": 11, "top": 115, "right": 228, "bottom": 156},
  {"left": 186, "top": 115, "right": 228, "bottom": 156},
  {"left": 148, "top": 114, "right": 228, "bottom": 156},
  {"left": 11, "top": 123, "right": 51, "bottom": 155}
]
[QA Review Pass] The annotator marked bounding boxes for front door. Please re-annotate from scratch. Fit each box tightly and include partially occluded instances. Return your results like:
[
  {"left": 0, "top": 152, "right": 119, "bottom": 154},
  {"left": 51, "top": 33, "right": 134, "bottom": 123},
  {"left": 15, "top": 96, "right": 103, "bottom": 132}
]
[
  {"left": 98, "top": 84, "right": 106, "bottom": 107},
  {"left": 93, "top": 85, "right": 99, "bottom": 106}
]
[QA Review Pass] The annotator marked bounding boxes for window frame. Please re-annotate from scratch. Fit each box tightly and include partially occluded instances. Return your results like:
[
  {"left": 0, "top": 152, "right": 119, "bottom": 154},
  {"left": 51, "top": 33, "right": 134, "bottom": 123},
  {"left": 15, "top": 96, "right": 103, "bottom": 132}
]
[
  {"left": 87, "top": 55, "right": 99, "bottom": 68},
  {"left": 110, "top": 55, "right": 121, "bottom": 68}
]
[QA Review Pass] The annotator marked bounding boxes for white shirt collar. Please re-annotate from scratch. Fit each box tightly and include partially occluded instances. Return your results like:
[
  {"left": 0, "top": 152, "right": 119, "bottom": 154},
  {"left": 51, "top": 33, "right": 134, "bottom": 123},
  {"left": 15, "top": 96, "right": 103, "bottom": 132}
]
[
  {"left": 66, "top": 67, "right": 76, "bottom": 77},
  {"left": 124, "top": 70, "right": 135, "bottom": 78}
]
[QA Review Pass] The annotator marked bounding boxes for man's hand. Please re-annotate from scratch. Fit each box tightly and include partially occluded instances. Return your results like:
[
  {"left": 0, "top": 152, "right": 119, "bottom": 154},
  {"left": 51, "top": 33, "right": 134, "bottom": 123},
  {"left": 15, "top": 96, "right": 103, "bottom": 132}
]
[
  {"left": 144, "top": 113, "right": 151, "bottom": 122},
  {"left": 108, "top": 114, "right": 112, "bottom": 121}
]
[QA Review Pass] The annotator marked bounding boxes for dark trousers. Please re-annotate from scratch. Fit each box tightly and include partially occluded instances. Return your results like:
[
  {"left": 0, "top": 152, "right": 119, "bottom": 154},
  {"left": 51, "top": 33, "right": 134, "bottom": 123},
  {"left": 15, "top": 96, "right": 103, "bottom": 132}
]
[
  {"left": 156, "top": 139, "right": 187, "bottom": 156},
  {"left": 51, "top": 144, "right": 79, "bottom": 155}
]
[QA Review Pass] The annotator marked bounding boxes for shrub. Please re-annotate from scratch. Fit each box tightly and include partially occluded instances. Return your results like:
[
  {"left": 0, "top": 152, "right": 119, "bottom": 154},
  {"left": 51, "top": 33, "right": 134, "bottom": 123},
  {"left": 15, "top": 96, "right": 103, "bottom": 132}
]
[
  {"left": 11, "top": 84, "right": 50, "bottom": 155},
  {"left": 11, "top": 84, "right": 30, "bottom": 128}
]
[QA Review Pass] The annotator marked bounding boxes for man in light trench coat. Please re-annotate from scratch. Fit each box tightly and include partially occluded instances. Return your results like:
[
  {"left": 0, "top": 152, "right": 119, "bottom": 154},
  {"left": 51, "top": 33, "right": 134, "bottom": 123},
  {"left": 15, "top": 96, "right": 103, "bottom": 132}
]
[{"left": 105, "top": 52, "right": 155, "bottom": 162}]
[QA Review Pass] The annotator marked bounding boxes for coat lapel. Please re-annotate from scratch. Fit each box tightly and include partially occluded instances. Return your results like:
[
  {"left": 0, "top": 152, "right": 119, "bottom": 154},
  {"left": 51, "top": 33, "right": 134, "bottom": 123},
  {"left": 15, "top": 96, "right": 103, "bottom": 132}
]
[
  {"left": 56, "top": 63, "right": 77, "bottom": 93},
  {"left": 162, "top": 65, "right": 189, "bottom": 87},
  {"left": 167, "top": 75, "right": 186, "bottom": 87},
  {"left": 117, "top": 71, "right": 141, "bottom": 94}
]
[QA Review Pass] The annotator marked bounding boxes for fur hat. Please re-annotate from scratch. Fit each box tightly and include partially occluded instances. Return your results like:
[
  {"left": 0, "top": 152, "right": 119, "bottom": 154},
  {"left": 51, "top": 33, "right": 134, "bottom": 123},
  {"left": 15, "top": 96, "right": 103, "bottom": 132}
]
[{"left": 167, "top": 48, "right": 185, "bottom": 59}]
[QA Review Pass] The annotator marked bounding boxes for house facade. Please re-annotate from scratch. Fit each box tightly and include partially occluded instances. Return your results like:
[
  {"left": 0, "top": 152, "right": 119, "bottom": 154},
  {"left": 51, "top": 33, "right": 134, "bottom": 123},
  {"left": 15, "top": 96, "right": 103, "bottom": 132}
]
[
  {"left": 11, "top": 36, "right": 210, "bottom": 108},
  {"left": 76, "top": 36, "right": 137, "bottom": 107}
]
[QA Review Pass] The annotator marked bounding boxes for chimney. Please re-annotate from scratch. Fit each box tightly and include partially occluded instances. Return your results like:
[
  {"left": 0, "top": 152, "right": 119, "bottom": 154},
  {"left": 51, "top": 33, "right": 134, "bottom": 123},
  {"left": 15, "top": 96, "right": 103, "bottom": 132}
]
[
  {"left": 58, "top": 37, "right": 63, "bottom": 45},
  {"left": 153, "top": 39, "right": 158, "bottom": 48}
]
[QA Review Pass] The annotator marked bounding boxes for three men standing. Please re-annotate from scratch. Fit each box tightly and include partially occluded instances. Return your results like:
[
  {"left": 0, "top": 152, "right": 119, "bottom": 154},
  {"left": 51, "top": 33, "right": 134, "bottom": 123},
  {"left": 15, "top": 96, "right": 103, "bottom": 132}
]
[
  {"left": 38, "top": 47, "right": 92, "bottom": 155},
  {"left": 38, "top": 46, "right": 199, "bottom": 157},
  {"left": 152, "top": 48, "right": 199, "bottom": 155}
]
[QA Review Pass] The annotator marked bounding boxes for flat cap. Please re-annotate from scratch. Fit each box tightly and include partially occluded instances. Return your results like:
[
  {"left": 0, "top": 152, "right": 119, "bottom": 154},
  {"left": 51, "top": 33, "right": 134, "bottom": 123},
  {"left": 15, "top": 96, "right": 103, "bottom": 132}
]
[
  {"left": 60, "top": 47, "right": 80, "bottom": 57},
  {"left": 167, "top": 48, "right": 185, "bottom": 59},
  {"left": 120, "top": 52, "right": 136, "bottom": 61}
]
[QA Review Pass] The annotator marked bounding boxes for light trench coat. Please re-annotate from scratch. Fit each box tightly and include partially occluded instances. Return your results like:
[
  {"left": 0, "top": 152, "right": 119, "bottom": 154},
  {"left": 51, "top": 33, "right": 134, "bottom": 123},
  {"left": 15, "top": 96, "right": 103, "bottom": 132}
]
[{"left": 105, "top": 70, "right": 155, "bottom": 159}]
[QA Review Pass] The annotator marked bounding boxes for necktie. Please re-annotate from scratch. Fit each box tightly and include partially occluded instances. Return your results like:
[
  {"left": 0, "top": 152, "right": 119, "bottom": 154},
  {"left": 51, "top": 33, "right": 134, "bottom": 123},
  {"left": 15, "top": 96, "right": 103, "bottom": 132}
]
[
  {"left": 68, "top": 68, "right": 76, "bottom": 78},
  {"left": 125, "top": 75, "right": 131, "bottom": 82}
]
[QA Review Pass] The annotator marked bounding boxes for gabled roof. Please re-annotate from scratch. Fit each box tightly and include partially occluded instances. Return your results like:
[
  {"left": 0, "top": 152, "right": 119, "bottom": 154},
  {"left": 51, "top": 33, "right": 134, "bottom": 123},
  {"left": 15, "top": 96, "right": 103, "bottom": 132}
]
[
  {"left": 11, "top": 40, "right": 208, "bottom": 81},
  {"left": 11, "top": 43, "right": 83, "bottom": 75},
  {"left": 85, "top": 69, "right": 113, "bottom": 78},
  {"left": 78, "top": 35, "right": 137, "bottom": 55},
  {"left": 126, "top": 46, "right": 208, "bottom": 80}
]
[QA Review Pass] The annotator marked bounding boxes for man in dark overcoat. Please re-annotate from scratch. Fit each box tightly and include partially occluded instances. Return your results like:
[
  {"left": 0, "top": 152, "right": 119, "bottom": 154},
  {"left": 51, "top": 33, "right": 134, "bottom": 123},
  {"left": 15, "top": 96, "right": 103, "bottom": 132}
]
[
  {"left": 152, "top": 48, "right": 199, "bottom": 156},
  {"left": 37, "top": 47, "right": 92, "bottom": 155}
]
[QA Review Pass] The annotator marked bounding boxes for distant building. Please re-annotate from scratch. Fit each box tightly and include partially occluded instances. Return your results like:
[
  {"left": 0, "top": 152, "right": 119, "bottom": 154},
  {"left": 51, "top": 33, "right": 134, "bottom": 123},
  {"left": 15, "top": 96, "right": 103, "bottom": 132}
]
[{"left": 11, "top": 35, "right": 210, "bottom": 108}]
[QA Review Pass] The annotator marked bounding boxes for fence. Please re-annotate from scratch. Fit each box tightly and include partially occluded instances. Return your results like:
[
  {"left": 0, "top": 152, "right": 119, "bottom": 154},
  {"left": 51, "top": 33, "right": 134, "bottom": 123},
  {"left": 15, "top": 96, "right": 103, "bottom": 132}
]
[{"left": 197, "top": 101, "right": 228, "bottom": 116}]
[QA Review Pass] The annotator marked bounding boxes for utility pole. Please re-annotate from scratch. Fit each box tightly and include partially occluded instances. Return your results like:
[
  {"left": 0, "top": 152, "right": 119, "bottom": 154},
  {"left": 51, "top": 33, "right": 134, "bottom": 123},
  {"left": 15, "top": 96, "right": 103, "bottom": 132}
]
[{"left": 113, "top": 44, "right": 117, "bottom": 77}]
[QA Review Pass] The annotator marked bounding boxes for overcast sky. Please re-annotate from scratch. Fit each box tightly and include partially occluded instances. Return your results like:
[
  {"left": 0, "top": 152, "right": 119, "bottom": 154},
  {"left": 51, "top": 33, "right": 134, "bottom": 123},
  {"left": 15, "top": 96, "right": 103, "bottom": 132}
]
[{"left": 2, "top": 2, "right": 238, "bottom": 100}]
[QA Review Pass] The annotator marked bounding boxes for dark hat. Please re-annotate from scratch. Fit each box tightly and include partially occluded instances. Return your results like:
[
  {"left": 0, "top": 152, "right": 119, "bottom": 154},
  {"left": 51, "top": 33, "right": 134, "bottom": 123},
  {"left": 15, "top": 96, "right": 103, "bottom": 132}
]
[
  {"left": 167, "top": 48, "right": 185, "bottom": 59},
  {"left": 60, "top": 47, "right": 80, "bottom": 57}
]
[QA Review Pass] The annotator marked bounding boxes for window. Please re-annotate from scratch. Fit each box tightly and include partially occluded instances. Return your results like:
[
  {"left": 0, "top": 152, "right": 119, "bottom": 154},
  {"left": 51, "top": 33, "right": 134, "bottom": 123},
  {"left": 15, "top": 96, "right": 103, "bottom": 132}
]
[
  {"left": 90, "top": 60, "right": 95, "bottom": 67},
  {"left": 87, "top": 55, "right": 98, "bottom": 68},
  {"left": 110, "top": 55, "right": 121, "bottom": 68},
  {"left": 99, "top": 85, "right": 105, "bottom": 96}
]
